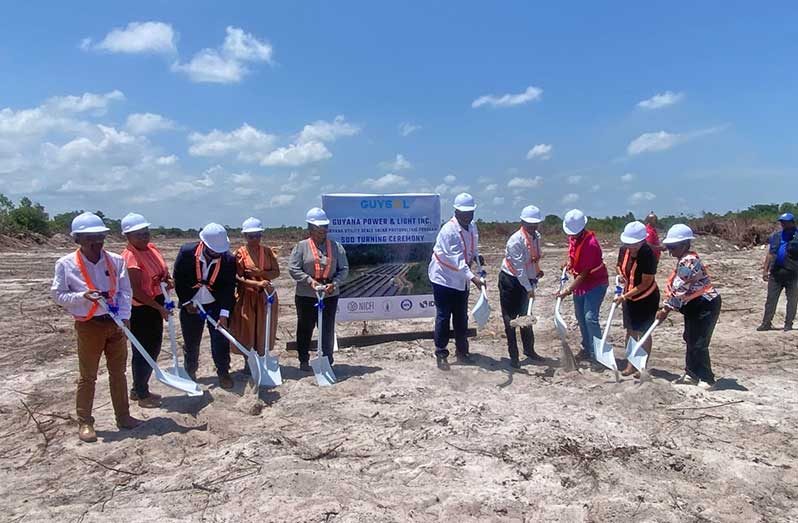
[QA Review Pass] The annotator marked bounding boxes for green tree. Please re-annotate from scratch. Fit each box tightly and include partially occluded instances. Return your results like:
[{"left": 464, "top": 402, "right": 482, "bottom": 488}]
[
  {"left": 50, "top": 210, "right": 84, "bottom": 235},
  {"left": 10, "top": 197, "right": 49, "bottom": 234}
]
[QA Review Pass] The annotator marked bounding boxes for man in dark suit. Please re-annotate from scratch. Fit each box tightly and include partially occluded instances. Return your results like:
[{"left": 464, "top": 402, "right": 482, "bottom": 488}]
[{"left": 173, "top": 223, "right": 237, "bottom": 389}]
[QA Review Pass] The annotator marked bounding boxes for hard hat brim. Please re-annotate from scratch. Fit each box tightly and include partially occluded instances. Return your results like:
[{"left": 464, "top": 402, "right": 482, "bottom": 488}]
[
  {"left": 620, "top": 233, "right": 647, "bottom": 245},
  {"left": 241, "top": 227, "right": 265, "bottom": 233},
  {"left": 453, "top": 204, "right": 476, "bottom": 212},
  {"left": 521, "top": 216, "right": 543, "bottom": 224},
  {"left": 662, "top": 235, "right": 694, "bottom": 245},
  {"left": 71, "top": 225, "right": 110, "bottom": 237},
  {"left": 307, "top": 219, "right": 330, "bottom": 226},
  {"left": 122, "top": 222, "right": 151, "bottom": 234}
]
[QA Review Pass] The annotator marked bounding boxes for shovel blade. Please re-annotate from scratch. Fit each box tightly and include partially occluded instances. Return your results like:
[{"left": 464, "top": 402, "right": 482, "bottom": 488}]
[
  {"left": 164, "top": 365, "right": 192, "bottom": 381},
  {"left": 625, "top": 338, "right": 648, "bottom": 372},
  {"left": 258, "top": 355, "right": 283, "bottom": 387},
  {"left": 310, "top": 355, "right": 336, "bottom": 387},
  {"left": 153, "top": 369, "right": 204, "bottom": 397},
  {"left": 594, "top": 339, "right": 617, "bottom": 371}
]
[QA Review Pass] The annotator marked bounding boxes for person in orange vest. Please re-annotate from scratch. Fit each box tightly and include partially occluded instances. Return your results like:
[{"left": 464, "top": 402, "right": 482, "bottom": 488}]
[
  {"left": 656, "top": 224, "right": 721, "bottom": 388},
  {"left": 51, "top": 212, "right": 142, "bottom": 443},
  {"left": 288, "top": 208, "right": 349, "bottom": 372},
  {"left": 121, "top": 212, "right": 173, "bottom": 408},
  {"left": 498, "top": 205, "right": 545, "bottom": 368},
  {"left": 615, "top": 221, "right": 660, "bottom": 376},
  {"left": 173, "top": 223, "right": 237, "bottom": 389}
]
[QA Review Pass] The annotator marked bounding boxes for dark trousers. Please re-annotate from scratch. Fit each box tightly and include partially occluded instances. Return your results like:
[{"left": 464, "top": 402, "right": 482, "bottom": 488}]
[
  {"left": 432, "top": 282, "right": 469, "bottom": 358},
  {"left": 681, "top": 295, "right": 721, "bottom": 383},
  {"left": 130, "top": 295, "right": 164, "bottom": 398},
  {"left": 180, "top": 302, "right": 230, "bottom": 377},
  {"left": 762, "top": 270, "right": 797, "bottom": 327},
  {"left": 295, "top": 295, "right": 339, "bottom": 365},
  {"left": 498, "top": 271, "right": 535, "bottom": 361}
]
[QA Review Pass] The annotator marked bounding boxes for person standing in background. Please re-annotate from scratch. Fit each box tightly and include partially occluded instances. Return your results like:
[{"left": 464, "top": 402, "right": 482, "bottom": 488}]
[
  {"left": 644, "top": 212, "right": 666, "bottom": 261},
  {"left": 758, "top": 212, "right": 797, "bottom": 332}
]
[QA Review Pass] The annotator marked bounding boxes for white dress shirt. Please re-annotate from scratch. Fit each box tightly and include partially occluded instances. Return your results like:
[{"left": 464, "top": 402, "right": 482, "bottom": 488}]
[
  {"left": 192, "top": 255, "right": 219, "bottom": 307},
  {"left": 428, "top": 217, "right": 480, "bottom": 291},
  {"left": 500, "top": 228, "right": 543, "bottom": 292},
  {"left": 51, "top": 250, "right": 133, "bottom": 320}
]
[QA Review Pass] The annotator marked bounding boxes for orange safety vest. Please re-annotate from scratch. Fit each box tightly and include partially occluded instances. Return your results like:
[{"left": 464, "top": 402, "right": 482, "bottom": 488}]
[
  {"left": 503, "top": 227, "right": 540, "bottom": 276},
  {"left": 619, "top": 249, "right": 657, "bottom": 301},
  {"left": 194, "top": 242, "right": 221, "bottom": 291},
  {"left": 665, "top": 252, "right": 715, "bottom": 305},
  {"left": 74, "top": 249, "right": 117, "bottom": 321},
  {"left": 434, "top": 218, "right": 475, "bottom": 272},
  {"left": 308, "top": 238, "right": 334, "bottom": 281}
]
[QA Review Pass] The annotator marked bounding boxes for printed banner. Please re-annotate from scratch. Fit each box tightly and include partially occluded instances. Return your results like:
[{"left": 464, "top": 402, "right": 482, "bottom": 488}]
[{"left": 322, "top": 193, "right": 441, "bottom": 321}]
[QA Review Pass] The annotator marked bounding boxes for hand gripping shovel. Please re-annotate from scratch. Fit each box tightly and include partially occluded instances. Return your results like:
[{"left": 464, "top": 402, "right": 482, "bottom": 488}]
[
  {"left": 593, "top": 277, "right": 622, "bottom": 380},
  {"left": 554, "top": 268, "right": 577, "bottom": 372},
  {"left": 310, "top": 288, "right": 336, "bottom": 386},
  {"left": 160, "top": 283, "right": 191, "bottom": 381},
  {"left": 98, "top": 297, "right": 202, "bottom": 397},
  {"left": 625, "top": 319, "right": 660, "bottom": 381},
  {"left": 194, "top": 302, "right": 262, "bottom": 387},
  {"left": 258, "top": 292, "right": 282, "bottom": 387}
]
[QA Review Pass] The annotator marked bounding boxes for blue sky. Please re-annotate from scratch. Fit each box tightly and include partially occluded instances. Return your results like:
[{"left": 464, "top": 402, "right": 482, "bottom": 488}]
[{"left": 1, "top": 1, "right": 796, "bottom": 228}]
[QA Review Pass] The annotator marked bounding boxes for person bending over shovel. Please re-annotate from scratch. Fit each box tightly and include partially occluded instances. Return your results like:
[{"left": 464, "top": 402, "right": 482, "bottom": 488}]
[
  {"left": 289, "top": 208, "right": 349, "bottom": 373},
  {"left": 51, "top": 212, "right": 142, "bottom": 443},
  {"left": 499, "top": 205, "right": 546, "bottom": 368},
  {"left": 656, "top": 224, "right": 721, "bottom": 388}
]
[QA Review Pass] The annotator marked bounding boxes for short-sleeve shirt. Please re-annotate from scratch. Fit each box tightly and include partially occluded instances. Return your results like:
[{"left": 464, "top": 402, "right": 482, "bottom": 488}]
[
  {"left": 617, "top": 243, "right": 658, "bottom": 290},
  {"left": 646, "top": 224, "right": 662, "bottom": 261},
  {"left": 568, "top": 230, "right": 609, "bottom": 295},
  {"left": 122, "top": 243, "right": 169, "bottom": 304}
]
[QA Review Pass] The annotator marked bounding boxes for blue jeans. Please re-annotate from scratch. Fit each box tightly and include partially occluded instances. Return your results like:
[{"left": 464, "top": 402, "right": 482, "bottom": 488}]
[
  {"left": 432, "top": 283, "right": 469, "bottom": 357},
  {"left": 573, "top": 285, "right": 607, "bottom": 357}
]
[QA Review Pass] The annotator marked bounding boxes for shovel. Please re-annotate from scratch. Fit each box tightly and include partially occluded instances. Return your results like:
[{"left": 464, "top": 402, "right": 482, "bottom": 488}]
[
  {"left": 471, "top": 283, "right": 491, "bottom": 328},
  {"left": 97, "top": 297, "right": 203, "bottom": 397},
  {"left": 554, "top": 268, "right": 577, "bottom": 372},
  {"left": 625, "top": 319, "right": 660, "bottom": 381},
  {"left": 160, "top": 283, "right": 191, "bottom": 381},
  {"left": 257, "top": 291, "right": 282, "bottom": 387},
  {"left": 310, "top": 288, "right": 336, "bottom": 386},
  {"left": 510, "top": 297, "right": 537, "bottom": 328},
  {"left": 194, "top": 301, "right": 262, "bottom": 387},
  {"left": 593, "top": 277, "right": 622, "bottom": 380}
]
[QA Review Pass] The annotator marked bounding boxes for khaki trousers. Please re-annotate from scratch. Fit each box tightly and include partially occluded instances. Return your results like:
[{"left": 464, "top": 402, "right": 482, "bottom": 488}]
[{"left": 75, "top": 318, "right": 130, "bottom": 424}]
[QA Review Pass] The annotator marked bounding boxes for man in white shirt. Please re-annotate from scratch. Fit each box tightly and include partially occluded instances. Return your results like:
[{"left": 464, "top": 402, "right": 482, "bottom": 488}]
[
  {"left": 428, "top": 193, "right": 484, "bottom": 369},
  {"left": 499, "top": 205, "right": 545, "bottom": 368},
  {"left": 51, "top": 212, "right": 142, "bottom": 443}
]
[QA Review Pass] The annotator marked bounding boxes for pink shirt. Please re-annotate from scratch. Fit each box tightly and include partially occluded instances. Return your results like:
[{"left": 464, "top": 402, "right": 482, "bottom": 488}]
[{"left": 568, "top": 231, "right": 609, "bottom": 295}]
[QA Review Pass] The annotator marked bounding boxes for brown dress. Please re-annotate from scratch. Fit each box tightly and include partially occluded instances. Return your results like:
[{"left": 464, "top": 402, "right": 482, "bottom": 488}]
[{"left": 230, "top": 244, "right": 280, "bottom": 355}]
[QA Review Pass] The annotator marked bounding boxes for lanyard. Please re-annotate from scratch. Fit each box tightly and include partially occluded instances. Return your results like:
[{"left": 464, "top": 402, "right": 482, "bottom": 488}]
[
  {"left": 194, "top": 242, "right": 221, "bottom": 290},
  {"left": 308, "top": 239, "right": 334, "bottom": 280},
  {"left": 75, "top": 249, "right": 117, "bottom": 321}
]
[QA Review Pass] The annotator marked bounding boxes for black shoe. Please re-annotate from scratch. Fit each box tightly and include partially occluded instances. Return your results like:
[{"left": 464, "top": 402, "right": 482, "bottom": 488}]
[
  {"left": 575, "top": 350, "right": 591, "bottom": 362},
  {"left": 785, "top": 324, "right": 793, "bottom": 332},
  {"left": 525, "top": 351, "right": 544, "bottom": 362},
  {"left": 510, "top": 358, "right": 521, "bottom": 369},
  {"left": 756, "top": 324, "right": 773, "bottom": 332},
  {"left": 455, "top": 352, "right": 474, "bottom": 365},
  {"left": 241, "top": 361, "right": 251, "bottom": 375},
  {"left": 436, "top": 355, "right": 450, "bottom": 371},
  {"left": 299, "top": 362, "right": 312, "bottom": 373},
  {"left": 590, "top": 361, "right": 605, "bottom": 373},
  {"left": 218, "top": 374, "right": 234, "bottom": 389},
  {"left": 188, "top": 371, "right": 197, "bottom": 382}
]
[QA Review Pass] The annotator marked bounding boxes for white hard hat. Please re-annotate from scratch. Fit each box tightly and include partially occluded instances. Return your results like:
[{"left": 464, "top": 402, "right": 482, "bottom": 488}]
[
  {"left": 241, "top": 217, "right": 265, "bottom": 233},
  {"left": 520, "top": 205, "right": 543, "bottom": 224},
  {"left": 306, "top": 207, "right": 330, "bottom": 226},
  {"left": 663, "top": 223, "right": 695, "bottom": 245},
  {"left": 199, "top": 223, "right": 230, "bottom": 253},
  {"left": 620, "top": 221, "right": 647, "bottom": 245},
  {"left": 453, "top": 193, "right": 476, "bottom": 212},
  {"left": 121, "top": 212, "right": 151, "bottom": 234},
  {"left": 70, "top": 212, "right": 110, "bottom": 237},
  {"left": 562, "top": 209, "right": 588, "bottom": 235}
]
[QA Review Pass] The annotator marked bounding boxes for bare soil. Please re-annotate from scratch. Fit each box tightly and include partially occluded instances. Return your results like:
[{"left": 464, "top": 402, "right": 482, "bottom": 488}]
[{"left": 0, "top": 235, "right": 796, "bottom": 522}]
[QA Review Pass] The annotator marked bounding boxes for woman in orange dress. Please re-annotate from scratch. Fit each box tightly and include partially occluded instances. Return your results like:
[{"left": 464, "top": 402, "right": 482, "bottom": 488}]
[{"left": 230, "top": 217, "right": 280, "bottom": 373}]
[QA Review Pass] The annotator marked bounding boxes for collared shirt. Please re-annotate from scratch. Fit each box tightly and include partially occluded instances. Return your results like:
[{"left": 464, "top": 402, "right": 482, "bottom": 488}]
[
  {"left": 51, "top": 250, "right": 132, "bottom": 320},
  {"left": 428, "top": 218, "right": 480, "bottom": 291},
  {"left": 122, "top": 242, "right": 169, "bottom": 305},
  {"left": 289, "top": 238, "right": 350, "bottom": 298},
  {"left": 664, "top": 252, "right": 719, "bottom": 310},
  {"left": 193, "top": 255, "right": 219, "bottom": 307},
  {"left": 568, "top": 230, "right": 609, "bottom": 296},
  {"left": 500, "top": 228, "right": 542, "bottom": 292}
]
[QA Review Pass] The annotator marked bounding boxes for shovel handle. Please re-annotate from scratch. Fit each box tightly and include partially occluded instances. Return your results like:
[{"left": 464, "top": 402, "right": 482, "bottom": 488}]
[
  {"left": 636, "top": 319, "right": 660, "bottom": 348},
  {"left": 194, "top": 301, "right": 254, "bottom": 357},
  {"left": 526, "top": 298, "right": 534, "bottom": 317}
]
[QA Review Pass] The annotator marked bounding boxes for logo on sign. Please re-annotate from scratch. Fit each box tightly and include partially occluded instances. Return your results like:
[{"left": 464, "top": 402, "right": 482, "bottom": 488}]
[
  {"left": 346, "top": 300, "right": 375, "bottom": 313},
  {"left": 400, "top": 299, "right": 413, "bottom": 311},
  {"left": 419, "top": 299, "right": 435, "bottom": 309},
  {"left": 360, "top": 199, "right": 411, "bottom": 209}
]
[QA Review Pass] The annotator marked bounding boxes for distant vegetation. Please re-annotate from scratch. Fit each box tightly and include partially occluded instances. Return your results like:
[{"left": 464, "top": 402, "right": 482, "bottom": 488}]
[{"left": 1, "top": 193, "right": 794, "bottom": 247}]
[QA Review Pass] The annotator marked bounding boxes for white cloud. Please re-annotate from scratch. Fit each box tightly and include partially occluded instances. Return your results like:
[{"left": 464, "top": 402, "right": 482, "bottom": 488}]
[
  {"left": 265, "top": 193, "right": 296, "bottom": 208},
  {"left": 485, "top": 184, "right": 498, "bottom": 192},
  {"left": 621, "top": 173, "right": 635, "bottom": 183},
  {"left": 156, "top": 155, "right": 178, "bottom": 165},
  {"left": 627, "top": 126, "right": 725, "bottom": 155},
  {"left": 399, "top": 122, "right": 421, "bottom": 136},
  {"left": 47, "top": 90, "right": 125, "bottom": 115},
  {"left": 171, "top": 26, "right": 272, "bottom": 84},
  {"left": 492, "top": 196, "right": 505, "bottom": 205},
  {"left": 83, "top": 21, "right": 177, "bottom": 55},
  {"left": 526, "top": 143, "right": 552, "bottom": 160},
  {"left": 637, "top": 91, "right": 684, "bottom": 110},
  {"left": 507, "top": 176, "right": 543, "bottom": 189},
  {"left": 188, "top": 123, "right": 277, "bottom": 162},
  {"left": 364, "top": 173, "right": 409, "bottom": 190},
  {"left": 260, "top": 141, "right": 331, "bottom": 167},
  {"left": 443, "top": 174, "right": 457, "bottom": 184},
  {"left": 472, "top": 86, "right": 543, "bottom": 109},
  {"left": 298, "top": 115, "right": 359, "bottom": 144},
  {"left": 379, "top": 153, "right": 412, "bottom": 172},
  {"left": 591, "top": 184, "right": 601, "bottom": 192},
  {"left": 628, "top": 191, "right": 656, "bottom": 204},
  {"left": 561, "top": 193, "right": 580, "bottom": 204},
  {"left": 567, "top": 175, "right": 582, "bottom": 184},
  {"left": 125, "top": 113, "right": 176, "bottom": 135}
]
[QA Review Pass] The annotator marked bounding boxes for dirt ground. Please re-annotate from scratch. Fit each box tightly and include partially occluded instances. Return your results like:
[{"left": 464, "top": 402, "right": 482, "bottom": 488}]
[{"left": 0, "top": 233, "right": 796, "bottom": 522}]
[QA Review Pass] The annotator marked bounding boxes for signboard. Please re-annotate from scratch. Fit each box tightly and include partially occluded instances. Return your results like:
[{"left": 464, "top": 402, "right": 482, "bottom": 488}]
[{"left": 322, "top": 193, "right": 441, "bottom": 321}]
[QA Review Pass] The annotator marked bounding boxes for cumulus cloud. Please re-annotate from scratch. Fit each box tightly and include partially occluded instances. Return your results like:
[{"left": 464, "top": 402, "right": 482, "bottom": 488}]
[
  {"left": 260, "top": 141, "right": 331, "bottom": 167},
  {"left": 567, "top": 175, "right": 583, "bottom": 185},
  {"left": 627, "top": 126, "right": 725, "bottom": 155},
  {"left": 47, "top": 90, "right": 125, "bottom": 115},
  {"left": 297, "top": 115, "right": 359, "bottom": 144},
  {"left": 156, "top": 155, "right": 178, "bottom": 165},
  {"left": 171, "top": 26, "right": 273, "bottom": 84},
  {"left": 485, "top": 184, "right": 498, "bottom": 192},
  {"left": 188, "top": 123, "right": 277, "bottom": 162},
  {"left": 561, "top": 193, "right": 580, "bottom": 204},
  {"left": 621, "top": 173, "right": 635, "bottom": 183},
  {"left": 507, "top": 176, "right": 543, "bottom": 189},
  {"left": 399, "top": 122, "right": 421, "bottom": 136},
  {"left": 443, "top": 174, "right": 457, "bottom": 184},
  {"left": 378, "top": 153, "right": 412, "bottom": 172},
  {"left": 637, "top": 91, "right": 684, "bottom": 110},
  {"left": 472, "top": 86, "right": 543, "bottom": 109},
  {"left": 492, "top": 196, "right": 505, "bottom": 205},
  {"left": 628, "top": 191, "right": 656, "bottom": 204},
  {"left": 82, "top": 21, "right": 177, "bottom": 54},
  {"left": 264, "top": 193, "right": 296, "bottom": 209},
  {"left": 526, "top": 143, "right": 552, "bottom": 160},
  {"left": 364, "top": 173, "right": 409, "bottom": 190},
  {"left": 125, "top": 113, "right": 176, "bottom": 135}
]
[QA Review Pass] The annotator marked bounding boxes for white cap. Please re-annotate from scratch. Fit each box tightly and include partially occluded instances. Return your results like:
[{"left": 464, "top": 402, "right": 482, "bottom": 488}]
[
  {"left": 520, "top": 205, "right": 543, "bottom": 224},
  {"left": 306, "top": 207, "right": 330, "bottom": 226},
  {"left": 241, "top": 217, "right": 264, "bottom": 233},
  {"left": 453, "top": 193, "right": 476, "bottom": 212},
  {"left": 620, "top": 221, "right": 647, "bottom": 245},
  {"left": 663, "top": 223, "right": 695, "bottom": 245},
  {"left": 199, "top": 223, "right": 230, "bottom": 253},
  {"left": 121, "top": 212, "right": 151, "bottom": 234},
  {"left": 70, "top": 212, "right": 110, "bottom": 237},
  {"left": 562, "top": 209, "right": 588, "bottom": 235}
]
